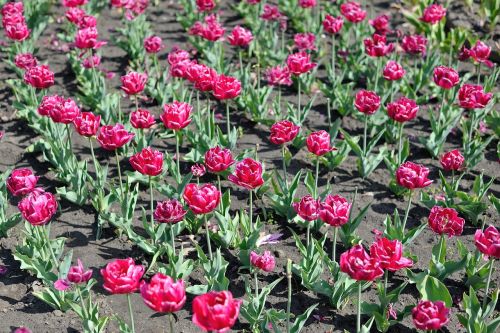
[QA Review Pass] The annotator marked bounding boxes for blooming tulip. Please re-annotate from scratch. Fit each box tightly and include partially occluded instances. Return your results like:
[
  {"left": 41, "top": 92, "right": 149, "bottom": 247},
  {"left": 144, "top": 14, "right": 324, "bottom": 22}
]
[
  {"left": 121, "top": 71, "right": 147, "bottom": 96},
  {"left": 370, "top": 238, "right": 413, "bottom": 272},
  {"left": 293, "top": 195, "right": 319, "bottom": 221},
  {"left": 18, "top": 189, "right": 58, "bottom": 226},
  {"left": 204, "top": 146, "right": 234, "bottom": 174},
  {"left": 269, "top": 120, "right": 300, "bottom": 145},
  {"left": 160, "top": 101, "right": 192, "bottom": 131},
  {"left": 323, "top": 15, "right": 343, "bottom": 35},
  {"left": 129, "top": 147, "right": 163, "bottom": 176},
  {"left": 227, "top": 26, "right": 253, "bottom": 47},
  {"left": 420, "top": 4, "right": 446, "bottom": 24},
  {"left": 183, "top": 183, "right": 221, "bottom": 215},
  {"left": 401, "top": 35, "right": 427, "bottom": 55},
  {"left": 24, "top": 65, "right": 54, "bottom": 89},
  {"left": 355, "top": 90, "right": 381, "bottom": 115},
  {"left": 228, "top": 158, "right": 264, "bottom": 190},
  {"left": 306, "top": 130, "right": 335, "bottom": 156},
  {"left": 96, "top": 124, "right": 135, "bottom": 151},
  {"left": 383, "top": 60, "right": 405, "bottom": 81},
  {"left": 140, "top": 273, "right": 186, "bottom": 313},
  {"left": 412, "top": 300, "right": 450, "bottom": 331},
  {"left": 386, "top": 97, "right": 419, "bottom": 123},
  {"left": 250, "top": 251, "right": 276, "bottom": 272},
  {"left": 154, "top": 199, "right": 187, "bottom": 224},
  {"left": 364, "top": 34, "right": 394, "bottom": 57},
  {"left": 428, "top": 206, "right": 464, "bottom": 237},
  {"left": 14, "top": 53, "right": 37, "bottom": 70},
  {"left": 340, "top": 1, "right": 366, "bottom": 23},
  {"left": 130, "top": 109, "right": 155, "bottom": 129},
  {"left": 396, "top": 162, "right": 432, "bottom": 190},
  {"left": 143, "top": 35, "right": 163, "bottom": 53},
  {"left": 7, "top": 168, "right": 39, "bottom": 197},
  {"left": 433, "top": 66, "right": 459, "bottom": 89},
  {"left": 67, "top": 259, "right": 92, "bottom": 284},
  {"left": 458, "top": 84, "right": 492, "bottom": 109},
  {"left": 440, "top": 149, "right": 464, "bottom": 171},
  {"left": 192, "top": 291, "right": 242, "bottom": 332},
  {"left": 474, "top": 226, "right": 500, "bottom": 259},
  {"left": 101, "top": 258, "right": 144, "bottom": 294},
  {"left": 369, "top": 14, "right": 390, "bottom": 34}
]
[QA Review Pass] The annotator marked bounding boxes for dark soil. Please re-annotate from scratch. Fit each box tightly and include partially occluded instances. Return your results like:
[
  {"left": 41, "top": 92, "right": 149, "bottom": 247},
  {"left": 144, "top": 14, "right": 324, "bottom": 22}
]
[{"left": 0, "top": 1, "right": 498, "bottom": 333}]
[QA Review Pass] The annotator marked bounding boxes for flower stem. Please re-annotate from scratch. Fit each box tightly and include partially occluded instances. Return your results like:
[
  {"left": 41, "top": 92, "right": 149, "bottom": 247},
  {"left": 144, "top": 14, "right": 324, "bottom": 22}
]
[
  {"left": 357, "top": 283, "right": 362, "bottom": 333},
  {"left": 127, "top": 293, "right": 135, "bottom": 333},
  {"left": 225, "top": 102, "right": 231, "bottom": 136},
  {"left": 115, "top": 150, "right": 124, "bottom": 202},
  {"left": 314, "top": 156, "right": 320, "bottom": 199},
  {"left": 77, "top": 287, "right": 88, "bottom": 319},
  {"left": 363, "top": 114, "right": 368, "bottom": 157},
  {"left": 44, "top": 225, "right": 59, "bottom": 271},
  {"left": 397, "top": 122, "right": 404, "bottom": 164},
  {"left": 297, "top": 79, "right": 301, "bottom": 123},
  {"left": 170, "top": 225, "right": 176, "bottom": 257},
  {"left": 204, "top": 214, "right": 213, "bottom": 260},
  {"left": 254, "top": 271, "right": 259, "bottom": 298},
  {"left": 169, "top": 312, "right": 174, "bottom": 333},
  {"left": 483, "top": 259, "right": 495, "bottom": 308},
  {"left": 331, "top": 34, "right": 336, "bottom": 80},
  {"left": 332, "top": 227, "right": 337, "bottom": 263},
  {"left": 149, "top": 176, "right": 155, "bottom": 232},
  {"left": 282, "top": 145, "right": 288, "bottom": 189},
  {"left": 65, "top": 124, "right": 72, "bottom": 152},
  {"left": 286, "top": 259, "right": 292, "bottom": 333},
  {"left": 401, "top": 192, "right": 413, "bottom": 236},
  {"left": 249, "top": 190, "right": 253, "bottom": 233},
  {"left": 175, "top": 131, "right": 181, "bottom": 183},
  {"left": 383, "top": 270, "right": 388, "bottom": 299}
]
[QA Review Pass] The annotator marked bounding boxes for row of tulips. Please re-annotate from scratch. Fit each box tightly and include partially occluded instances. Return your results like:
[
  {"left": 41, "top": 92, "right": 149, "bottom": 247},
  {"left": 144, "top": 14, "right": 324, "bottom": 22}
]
[{"left": 1, "top": 0, "right": 498, "bottom": 332}]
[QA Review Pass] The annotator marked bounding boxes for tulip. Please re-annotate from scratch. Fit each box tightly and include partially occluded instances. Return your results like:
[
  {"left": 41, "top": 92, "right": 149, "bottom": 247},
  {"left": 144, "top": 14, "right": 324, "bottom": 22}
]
[
  {"left": 475, "top": 225, "right": 499, "bottom": 306},
  {"left": 293, "top": 195, "right": 319, "bottom": 246},
  {"left": 370, "top": 237, "right": 413, "bottom": 272},
  {"left": 227, "top": 25, "right": 253, "bottom": 48},
  {"left": 261, "top": 4, "right": 281, "bottom": 21},
  {"left": 48, "top": 97, "right": 80, "bottom": 124},
  {"left": 154, "top": 198, "right": 187, "bottom": 253},
  {"left": 420, "top": 4, "right": 447, "bottom": 25},
  {"left": 340, "top": 244, "right": 383, "bottom": 332},
  {"left": 458, "top": 84, "right": 492, "bottom": 109},
  {"left": 364, "top": 34, "right": 394, "bottom": 58},
  {"left": 401, "top": 34, "right": 427, "bottom": 56},
  {"left": 189, "top": 14, "right": 225, "bottom": 42},
  {"left": 355, "top": 90, "right": 380, "bottom": 157},
  {"left": 250, "top": 250, "right": 275, "bottom": 297},
  {"left": 24, "top": 65, "right": 54, "bottom": 90},
  {"left": 196, "top": 0, "right": 215, "bottom": 12},
  {"left": 396, "top": 161, "right": 432, "bottom": 236},
  {"left": 270, "top": 120, "right": 299, "bottom": 186},
  {"left": 323, "top": 15, "right": 343, "bottom": 35},
  {"left": 428, "top": 206, "right": 464, "bottom": 238},
  {"left": 7, "top": 168, "right": 39, "bottom": 197},
  {"left": 433, "top": 66, "right": 459, "bottom": 90},
  {"left": 264, "top": 65, "right": 292, "bottom": 116},
  {"left": 67, "top": 259, "right": 92, "bottom": 284},
  {"left": 369, "top": 14, "right": 390, "bottom": 34},
  {"left": 286, "top": 51, "right": 316, "bottom": 120},
  {"left": 65, "top": 7, "right": 86, "bottom": 24},
  {"left": 340, "top": 1, "right": 366, "bottom": 23},
  {"left": 298, "top": 0, "right": 316, "bottom": 8},
  {"left": 294, "top": 32, "right": 316, "bottom": 51},
  {"left": 140, "top": 273, "right": 186, "bottom": 333},
  {"left": 386, "top": 97, "right": 419, "bottom": 164},
  {"left": 14, "top": 53, "right": 37, "bottom": 70},
  {"left": 412, "top": 300, "right": 450, "bottom": 331},
  {"left": 130, "top": 108, "right": 155, "bottom": 129},
  {"left": 470, "top": 41, "right": 492, "bottom": 81},
  {"left": 212, "top": 74, "right": 241, "bottom": 136},
  {"left": 18, "top": 189, "right": 58, "bottom": 226},
  {"left": 101, "top": 258, "right": 144, "bottom": 333},
  {"left": 62, "top": 0, "right": 88, "bottom": 7},
  {"left": 192, "top": 290, "right": 242, "bottom": 332},
  {"left": 440, "top": 149, "right": 464, "bottom": 176},
  {"left": 191, "top": 164, "right": 206, "bottom": 178},
  {"left": 121, "top": 72, "right": 147, "bottom": 112},
  {"left": 319, "top": 194, "right": 351, "bottom": 261},
  {"left": 183, "top": 183, "right": 221, "bottom": 259},
  {"left": 228, "top": 157, "right": 264, "bottom": 232},
  {"left": 143, "top": 35, "right": 163, "bottom": 54},
  {"left": 204, "top": 146, "right": 234, "bottom": 193},
  {"left": 74, "top": 27, "right": 106, "bottom": 50},
  {"left": 383, "top": 60, "right": 405, "bottom": 81},
  {"left": 4, "top": 21, "right": 30, "bottom": 41}
]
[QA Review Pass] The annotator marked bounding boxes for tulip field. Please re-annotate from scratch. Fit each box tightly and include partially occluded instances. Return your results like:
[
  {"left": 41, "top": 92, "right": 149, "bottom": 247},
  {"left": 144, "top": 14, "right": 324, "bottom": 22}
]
[{"left": 0, "top": 0, "right": 499, "bottom": 332}]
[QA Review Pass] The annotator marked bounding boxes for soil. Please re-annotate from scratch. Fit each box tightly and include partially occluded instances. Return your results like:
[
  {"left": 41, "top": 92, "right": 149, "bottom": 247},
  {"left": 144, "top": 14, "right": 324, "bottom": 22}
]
[{"left": 0, "top": 1, "right": 499, "bottom": 333}]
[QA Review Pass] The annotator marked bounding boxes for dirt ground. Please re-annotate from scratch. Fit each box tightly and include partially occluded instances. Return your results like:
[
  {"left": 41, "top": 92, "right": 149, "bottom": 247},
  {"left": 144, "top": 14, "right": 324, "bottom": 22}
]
[{"left": 0, "top": 1, "right": 498, "bottom": 332}]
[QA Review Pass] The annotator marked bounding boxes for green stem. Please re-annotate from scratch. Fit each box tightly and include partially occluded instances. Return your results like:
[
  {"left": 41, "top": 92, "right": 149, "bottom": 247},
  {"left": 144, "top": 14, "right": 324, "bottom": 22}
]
[
  {"left": 239, "top": 50, "right": 244, "bottom": 78},
  {"left": 397, "top": 122, "right": 404, "bottom": 165},
  {"left": 175, "top": 131, "right": 181, "bottom": 183},
  {"left": 170, "top": 225, "right": 176, "bottom": 257},
  {"left": 77, "top": 287, "right": 88, "bottom": 319},
  {"left": 217, "top": 174, "right": 222, "bottom": 198},
  {"left": 363, "top": 114, "right": 368, "bottom": 157},
  {"left": 297, "top": 79, "right": 301, "bottom": 123},
  {"left": 483, "top": 259, "right": 495, "bottom": 308},
  {"left": 169, "top": 312, "right": 174, "bottom": 333},
  {"left": 204, "top": 214, "right": 213, "bottom": 260},
  {"left": 149, "top": 176, "right": 154, "bottom": 230},
  {"left": 331, "top": 34, "right": 336, "bottom": 79},
  {"left": 383, "top": 270, "right": 388, "bottom": 299},
  {"left": 374, "top": 58, "right": 381, "bottom": 93},
  {"left": 314, "top": 156, "right": 320, "bottom": 198},
  {"left": 254, "top": 271, "right": 259, "bottom": 298},
  {"left": 332, "top": 227, "right": 337, "bottom": 263},
  {"left": 66, "top": 124, "right": 72, "bottom": 152},
  {"left": 327, "top": 98, "right": 332, "bottom": 129},
  {"left": 249, "top": 190, "right": 253, "bottom": 232},
  {"left": 401, "top": 192, "right": 413, "bottom": 235},
  {"left": 357, "top": 283, "right": 362, "bottom": 333},
  {"left": 282, "top": 145, "right": 288, "bottom": 189},
  {"left": 127, "top": 294, "right": 135, "bottom": 333},
  {"left": 115, "top": 150, "right": 124, "bottom": 202},
  {"left": 226, "top": 102, "right": 231, "bottom": 136},
  {"left": 277, "top": 88, "right": 282, "bottom": 120},
  {"left": 286, "top": 260, "right": 292, "bottom": 333},
  {"left": 44, "top": 225, "right": 59, "bottom": 271},
  {"left": 476, "top": 64, "right": 481, "bottom": 85}
]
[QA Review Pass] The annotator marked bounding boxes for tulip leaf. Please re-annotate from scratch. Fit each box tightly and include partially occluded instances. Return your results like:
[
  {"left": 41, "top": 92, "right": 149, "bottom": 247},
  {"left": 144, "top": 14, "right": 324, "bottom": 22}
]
[{"left": 410, "top": 272, "right": 452, "bottom": 308}]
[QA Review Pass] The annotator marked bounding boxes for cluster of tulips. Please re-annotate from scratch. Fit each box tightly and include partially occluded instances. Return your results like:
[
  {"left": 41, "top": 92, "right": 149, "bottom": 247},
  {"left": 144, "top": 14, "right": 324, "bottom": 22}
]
[{"left": 0, "top": 0, "right": 498, "bottom": 332}]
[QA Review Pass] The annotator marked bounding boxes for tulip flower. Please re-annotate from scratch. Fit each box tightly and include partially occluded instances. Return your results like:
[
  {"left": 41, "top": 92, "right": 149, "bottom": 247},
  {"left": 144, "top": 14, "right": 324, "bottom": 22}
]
[
  {"left": 340, "top": 244, "right": 383, "bottom": 333},
  {"left": 14, "top": 53, "right": 37, "bottom": 70},
  {"left": 401, "top": 34, "right": 427, "bottom": 56},
  {"left": 24, "top": 65, "right": 54, "bottom": 90},
  {"left": 212, "top": 74, "right": 241, "bottom": 137},
  {"left": 204, "top": 146, "right": 234, "bottom": 193},
  {"left": 319, "top": 194, "right": 351, "bottom": 261},
  {"left": 121, "top": 71, "right": 147, "bottom": 113},
  {"left": 250, "top": 250, "right": 275, "bottom": 296},
  {"left": 264, "top": 65, "right": 292, "bottom": 116},
  {"left": 192, "top": 290, "right": 242, "bottom": 332},
  {"left": 355, "top": 90, "right": 380, "bottom": 157},
  {"left": 183, "top": 183, "right": 221, "bottom": 259},
  {"left": 474, "top": 225, "right": 499, "bottom": 306},
  {"left": 396, "top": 161, "right": 432, "bottom": 236},
  {"left": 287, "top": 52, "right": 316, "bottom": 121},
  {"left": 428, "top": 206, "right": 464, "bottom": 238},
  {"left": 101, "top": 258, "right": 144, "bottom": 333},
  {"left": 386, "top": 96, "right": 419, "bottom": 164},
  {"left": 228, "top": 158, "right": 264, "bottom": 233},
  {"left": 440, "top": 149, "right": 464, "bottom": 188},
  {"left": 369, "top": 14, "right": 390, "bottom": 35},
  {"left": 293, "top": 195, "right": 319, "bottom": 246},
  {"left": 420, "top": 4, "right": 447, "bottom": 25},
  {"left": 7, "top": 168, "right": 39, "bottom": 197},
  {"left": 412, "top": 300, "right": 450, "bottom": 331},
  {"left": 270, "top": 120, "right": 299, "bottom": 187},
  {"left": 140, "top": 273, "right": 185, "bottom": 332},
  {"left": 196, "top": 0, "right": 215, "bottom": 12},
  {"left": 340, "top": 1, "right": 366, "bottom": 23}
]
